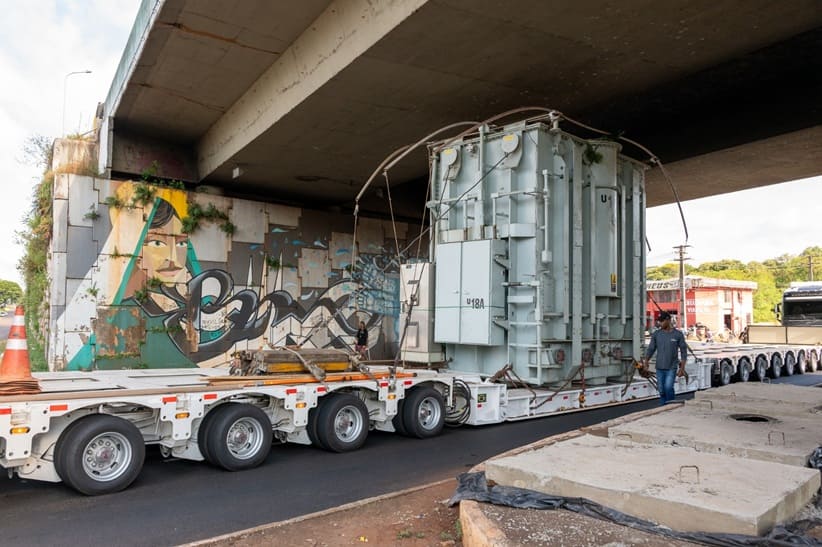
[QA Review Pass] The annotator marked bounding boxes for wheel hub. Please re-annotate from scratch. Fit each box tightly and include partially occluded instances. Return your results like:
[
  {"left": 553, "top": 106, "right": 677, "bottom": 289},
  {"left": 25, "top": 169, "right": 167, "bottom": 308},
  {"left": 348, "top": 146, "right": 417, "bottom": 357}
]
[
  {"left": 335, "top": 407, "right": 362, "bottom": 440},
  {"left": 418, "top": 397, "right": 442, "bottom": 429},
  {"left": 229, "top": 426, "right": 250, "bottom": 447},
  {"left": 226, "top": 417, "right": 264, "bottom": 459},
  {"left": 82, "top": 433, "right": 131, "bottom": 481}
]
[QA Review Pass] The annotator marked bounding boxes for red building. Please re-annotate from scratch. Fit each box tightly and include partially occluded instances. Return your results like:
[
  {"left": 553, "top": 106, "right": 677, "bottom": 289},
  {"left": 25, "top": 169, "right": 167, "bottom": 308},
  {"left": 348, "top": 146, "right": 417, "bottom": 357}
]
[{"left": 646, "top": 276, "right": 757, "bottom": 334}]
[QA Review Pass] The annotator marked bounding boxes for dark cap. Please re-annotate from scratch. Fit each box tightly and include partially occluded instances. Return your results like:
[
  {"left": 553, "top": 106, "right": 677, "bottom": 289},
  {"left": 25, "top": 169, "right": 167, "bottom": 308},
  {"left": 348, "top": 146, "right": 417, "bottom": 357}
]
[{"left": 657, "top": 311, "right": 671, "bottom": 321}]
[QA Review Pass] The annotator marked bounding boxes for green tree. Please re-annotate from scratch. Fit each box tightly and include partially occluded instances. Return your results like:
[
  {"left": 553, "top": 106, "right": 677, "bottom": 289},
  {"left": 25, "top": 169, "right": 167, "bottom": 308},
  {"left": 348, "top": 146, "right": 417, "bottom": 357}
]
[
  {"left": 646, "top": 263, "right": 682, "bottom": 280},
  {"left": 650, "top": 249, "right": 822, "bottom": 325},
  {"left": 0, "top": 280, "right": 23, "bottom": 305}
]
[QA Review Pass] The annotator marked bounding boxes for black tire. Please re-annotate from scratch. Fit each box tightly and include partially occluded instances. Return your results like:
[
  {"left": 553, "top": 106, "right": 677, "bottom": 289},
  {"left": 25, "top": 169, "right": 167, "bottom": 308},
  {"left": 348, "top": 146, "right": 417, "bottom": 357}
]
[
  {"left": 401, "top": 387, "right": 446, "bottom": 439},
  {"left": 769, "top": 354, "right": 782, "bottom": 379},
  {"left": 754, "top": 356, "right": 768, "bottom": 381},
  {"left": 798, "top": 351, "right": 809, "bottom": 373},
  {"left": 55, "top": 415, "right": 145, "bottom": 496},
  {"left": 392, "top": 399, "right": 409, "bottom": 436},
  {"left": 307, "top": 405, "right": 327, "bottom": 450},
  {"left": 782, "top": 352, "right": 796, "bottom": 376},
  {"left": 736, "top": 359, "right": 750, "bottom": 383},
  {"left": 786, "top": 352, "right": 801, "bottom": 375},
  {"left": 719, "top": 361, "right": 733, "bottom": 386},
  {"left": 205, "top": 404, "right": 273, "bottom": 471},
  {"left": 197, "top": 407, "right": 221, "bottom": 465},
  {"left": 315, "top": 394, "right": 369, "bottom": 453}
]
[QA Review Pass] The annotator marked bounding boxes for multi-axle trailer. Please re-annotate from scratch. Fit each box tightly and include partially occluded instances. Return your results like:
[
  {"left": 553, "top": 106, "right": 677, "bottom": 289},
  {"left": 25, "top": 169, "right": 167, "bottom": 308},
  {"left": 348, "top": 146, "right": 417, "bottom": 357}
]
[{"left": 1, "top": 341, "right": 815, "bottom": 496}]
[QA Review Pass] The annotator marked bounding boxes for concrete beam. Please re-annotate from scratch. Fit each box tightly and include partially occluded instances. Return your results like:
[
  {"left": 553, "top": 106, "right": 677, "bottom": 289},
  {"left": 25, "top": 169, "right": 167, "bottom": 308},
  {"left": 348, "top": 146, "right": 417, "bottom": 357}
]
[
  {"left": 646, "top": 126, "right": 822, "bottom": 207},
  {"left": 197, "top": 0, "right": 429, "bottom": 180}
]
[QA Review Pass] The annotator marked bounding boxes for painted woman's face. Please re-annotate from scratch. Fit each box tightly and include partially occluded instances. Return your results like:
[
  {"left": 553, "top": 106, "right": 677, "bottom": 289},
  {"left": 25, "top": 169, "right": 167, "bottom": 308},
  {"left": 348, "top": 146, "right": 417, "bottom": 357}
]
[{"left": 143, "top": 215, "right": 188, "bottom": 284}]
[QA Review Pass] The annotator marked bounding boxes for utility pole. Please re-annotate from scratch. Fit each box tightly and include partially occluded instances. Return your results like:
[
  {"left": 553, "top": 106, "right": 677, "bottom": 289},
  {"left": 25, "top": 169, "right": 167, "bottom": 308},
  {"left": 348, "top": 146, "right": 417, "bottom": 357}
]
[
  {"left": 674, "top": 245, "right": 691, "bottom": 330},
  {"left": 809, "top": 255, "right": 815, "bottom": 281}
]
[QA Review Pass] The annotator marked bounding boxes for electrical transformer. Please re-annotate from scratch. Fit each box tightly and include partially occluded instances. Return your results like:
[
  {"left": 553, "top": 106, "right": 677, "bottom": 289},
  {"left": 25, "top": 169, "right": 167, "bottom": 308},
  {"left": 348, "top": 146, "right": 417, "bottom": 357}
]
[{"left": 401, "top": 120, "right": 646, "bottom": 386}]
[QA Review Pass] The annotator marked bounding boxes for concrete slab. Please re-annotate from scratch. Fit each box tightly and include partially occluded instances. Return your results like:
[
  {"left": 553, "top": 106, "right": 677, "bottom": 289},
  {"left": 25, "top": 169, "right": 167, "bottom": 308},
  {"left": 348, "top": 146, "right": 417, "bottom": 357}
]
[
  {"left": 692, "top": 383, "right": 822, "bottom": 419},
  {"left": 609, "top": 404, "right": 821, "bottom": 466},
  {"left": 686, "top": 396, "right": 822, "bottom": 422},
  {"left": 485, "top": 434, "right": 820, "bottom": 536},
  {"left": 696, "top": 382, "right": 822, "bottom": 405}
]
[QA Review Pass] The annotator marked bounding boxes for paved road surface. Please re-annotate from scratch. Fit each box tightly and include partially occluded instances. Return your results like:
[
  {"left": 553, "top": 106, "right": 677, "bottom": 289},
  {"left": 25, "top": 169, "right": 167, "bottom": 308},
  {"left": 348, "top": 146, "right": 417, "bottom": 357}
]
[{"left": 0, "top": 313, "right": 12, "bottom": 342}]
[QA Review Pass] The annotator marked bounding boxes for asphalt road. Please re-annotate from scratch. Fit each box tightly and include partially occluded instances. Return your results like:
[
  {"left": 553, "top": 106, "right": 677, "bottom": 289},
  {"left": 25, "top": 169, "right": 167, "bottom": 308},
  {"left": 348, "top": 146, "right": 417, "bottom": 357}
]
[
  {"left": 1, "top": 374, "right": 818, "bottom": 546},
  {"left": 0, "top": 313, "right": 12, "bottom": 342},
  {"left": 0, "top": 397, "right": 668, "bottom": 546}
]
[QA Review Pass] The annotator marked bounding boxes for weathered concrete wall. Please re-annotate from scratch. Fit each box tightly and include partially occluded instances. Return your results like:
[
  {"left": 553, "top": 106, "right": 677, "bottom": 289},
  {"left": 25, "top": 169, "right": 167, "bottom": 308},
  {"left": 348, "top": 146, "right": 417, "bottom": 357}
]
[
  {"left": 53, "top": 138, "right": 98, "bottom": 175},
  {"left": 48, "top": 175, "right": 417, "bottom": 371}
]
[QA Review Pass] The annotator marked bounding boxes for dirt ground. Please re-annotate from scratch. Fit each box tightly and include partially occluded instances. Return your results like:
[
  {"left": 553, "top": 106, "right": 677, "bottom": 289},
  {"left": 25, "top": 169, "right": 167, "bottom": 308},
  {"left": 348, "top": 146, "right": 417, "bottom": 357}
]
[
  {"left": 195, "top": 479, "right": 464, "bottom": 547},
  {"left": 190, "top": 476, "right": 696, "bottom": 547},
  {"left": 189, "top": 474, "right": 822, "bottom": 547}
]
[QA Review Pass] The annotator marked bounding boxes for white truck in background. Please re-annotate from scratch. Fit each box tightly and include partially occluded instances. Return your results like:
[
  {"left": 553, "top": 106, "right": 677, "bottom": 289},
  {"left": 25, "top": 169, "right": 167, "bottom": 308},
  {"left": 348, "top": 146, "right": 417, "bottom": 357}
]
[{"left": 743, "top": 282, "right": 822, "bottom": 346}]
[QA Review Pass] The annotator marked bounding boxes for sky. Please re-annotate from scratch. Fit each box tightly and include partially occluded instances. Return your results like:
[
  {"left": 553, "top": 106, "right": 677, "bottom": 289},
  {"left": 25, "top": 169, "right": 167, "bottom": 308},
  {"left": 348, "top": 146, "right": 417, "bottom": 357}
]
[
  {"left": 0, "top": 2, "right": 819, "bottom": 287},
  {"left": 0, "top": 0, "right": 141, "bottom": 286},
  {"left": 646, "top": 177, "right": 822, "bottom": 267}
]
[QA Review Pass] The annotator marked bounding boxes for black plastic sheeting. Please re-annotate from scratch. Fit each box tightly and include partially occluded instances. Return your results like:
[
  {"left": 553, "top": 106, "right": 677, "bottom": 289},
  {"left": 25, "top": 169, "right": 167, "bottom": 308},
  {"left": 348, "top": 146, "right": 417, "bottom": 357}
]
[
  {"left": 449, "top": 471, "right": 822, "bottom": 546},
  {"left": 808, "top": 447, "right": 822, "bottom": 471}
]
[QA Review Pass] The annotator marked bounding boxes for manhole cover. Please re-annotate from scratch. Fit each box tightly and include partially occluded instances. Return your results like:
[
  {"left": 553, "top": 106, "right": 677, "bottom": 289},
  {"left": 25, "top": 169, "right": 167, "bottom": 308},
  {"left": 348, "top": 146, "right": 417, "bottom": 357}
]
[{"left": 729, "top": 414, "right": 774, "bottom": 423}]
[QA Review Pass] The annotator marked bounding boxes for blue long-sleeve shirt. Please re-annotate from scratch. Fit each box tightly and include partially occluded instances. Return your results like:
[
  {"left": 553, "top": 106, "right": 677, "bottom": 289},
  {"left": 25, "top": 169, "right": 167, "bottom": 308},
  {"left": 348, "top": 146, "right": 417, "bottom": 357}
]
[{"left": 645, "top": 328, "right": 688, "bottom": 370}]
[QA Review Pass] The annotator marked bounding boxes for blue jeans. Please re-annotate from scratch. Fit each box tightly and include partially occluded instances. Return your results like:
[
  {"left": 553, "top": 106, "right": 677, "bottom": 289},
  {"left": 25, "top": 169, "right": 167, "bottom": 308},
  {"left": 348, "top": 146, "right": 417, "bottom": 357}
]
[{"left": 656, "top": 368, "right": 677, "bottom": 405}]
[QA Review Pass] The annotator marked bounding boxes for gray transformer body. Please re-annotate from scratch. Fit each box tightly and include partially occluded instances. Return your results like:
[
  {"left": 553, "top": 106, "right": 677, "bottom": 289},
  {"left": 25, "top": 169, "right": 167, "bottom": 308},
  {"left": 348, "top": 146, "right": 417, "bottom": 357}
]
[{"left": 410, "top": 121, "right": 647, "bottom": 386}]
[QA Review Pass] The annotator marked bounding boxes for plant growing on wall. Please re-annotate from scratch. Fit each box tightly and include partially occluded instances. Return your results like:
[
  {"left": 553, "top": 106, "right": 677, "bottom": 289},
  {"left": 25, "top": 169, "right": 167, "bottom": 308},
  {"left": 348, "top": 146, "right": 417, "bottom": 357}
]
[
  {"left": 83, "top": 204, "right": 100, "bottom": 221},
  {"left": 133, "top": 288, "right": 149, "bottom": 303},
  {"left": 130, "top": 161, "right": 188, "bottom": 208},
  {"left": 582, "top": 143, "right": 603, "bottom": 166},
  {"left": 146, "top": 276, "right": 163, "bottom": 290},
  {"left": 104, "top": 195, "right": 128, "bottom": 209},
  {"left": 131, "top": 182, "right": 157, "bottom": 208},
  {"left": 181, "top": 202, "right": 236, "bottom": 235}
]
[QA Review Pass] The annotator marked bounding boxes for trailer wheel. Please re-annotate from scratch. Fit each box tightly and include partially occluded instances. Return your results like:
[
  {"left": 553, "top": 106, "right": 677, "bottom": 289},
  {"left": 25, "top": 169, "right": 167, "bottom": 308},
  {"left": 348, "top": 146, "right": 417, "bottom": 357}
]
[
  {"left": 754, "top": 356, "right": 768, "bottom": 381},
  {"left": 798, "top": 351, "right": 809, "bottom": 373},
  {"left": 780, "top": 353, "right": 793, "bottom": 376},
  {"left": 735, "top": 358, "right": 751, "bottom": 383},
  {"left": 316, "top": 394, "right": 369, "bottom": 453},
  {"left": 786, "top": 352, "right": 801, "bottom": 375},
  {"left": 402, "top": 387, "right": 446, "bottom": 439},
  {"left": 769, "top": 354, "right": 782, "bottom": 379},
  {"left": 54, "top": 415, "right": 145, "bottom": 496},
  {"left": 205, "top": 404, "right": 273, "bottom": 471},
  {"left": 718, "top": 360, "right": 733, "bottom": 386}
]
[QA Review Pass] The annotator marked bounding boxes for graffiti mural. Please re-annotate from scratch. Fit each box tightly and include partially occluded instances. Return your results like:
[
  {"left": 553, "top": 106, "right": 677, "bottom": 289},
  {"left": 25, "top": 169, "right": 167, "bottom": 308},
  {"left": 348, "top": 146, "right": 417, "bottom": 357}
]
[{"left": 52, "top": 180, "right": 412, "bottom": 371}]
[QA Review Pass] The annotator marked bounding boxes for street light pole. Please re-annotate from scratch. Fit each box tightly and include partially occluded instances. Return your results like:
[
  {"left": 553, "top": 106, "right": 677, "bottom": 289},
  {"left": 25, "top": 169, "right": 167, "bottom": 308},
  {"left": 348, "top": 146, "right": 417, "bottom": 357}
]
[{"left": 62, "top": 70, "right": 92, "bottom": 136}]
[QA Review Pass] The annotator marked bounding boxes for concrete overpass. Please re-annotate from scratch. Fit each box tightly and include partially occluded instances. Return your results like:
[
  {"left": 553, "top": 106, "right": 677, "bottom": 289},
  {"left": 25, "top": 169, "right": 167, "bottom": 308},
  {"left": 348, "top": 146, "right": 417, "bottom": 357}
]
[{"left": 99, "top": 0, "right": 822, "bottom": 218}]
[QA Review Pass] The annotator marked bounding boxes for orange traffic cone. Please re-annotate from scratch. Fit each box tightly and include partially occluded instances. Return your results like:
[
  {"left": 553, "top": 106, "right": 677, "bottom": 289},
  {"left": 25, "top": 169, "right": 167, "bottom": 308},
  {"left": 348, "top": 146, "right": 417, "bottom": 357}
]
[{"left": 0, "top": 305, "right": 40, "bottom": 395}]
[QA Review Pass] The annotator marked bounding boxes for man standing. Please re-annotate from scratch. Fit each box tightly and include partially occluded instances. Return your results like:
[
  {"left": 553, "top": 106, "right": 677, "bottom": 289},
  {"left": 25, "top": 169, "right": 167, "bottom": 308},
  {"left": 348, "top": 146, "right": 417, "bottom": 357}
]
[{"left": 643, "top": 311, "right": 688, "bottom": 405}]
